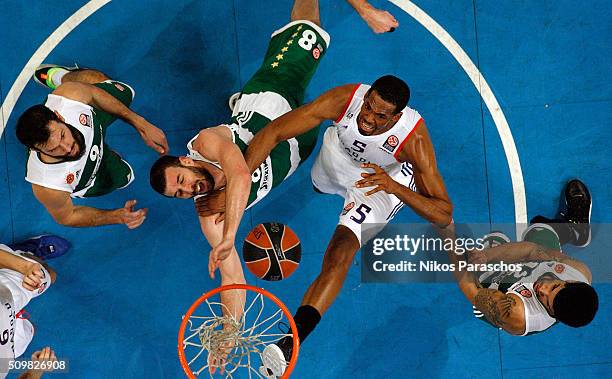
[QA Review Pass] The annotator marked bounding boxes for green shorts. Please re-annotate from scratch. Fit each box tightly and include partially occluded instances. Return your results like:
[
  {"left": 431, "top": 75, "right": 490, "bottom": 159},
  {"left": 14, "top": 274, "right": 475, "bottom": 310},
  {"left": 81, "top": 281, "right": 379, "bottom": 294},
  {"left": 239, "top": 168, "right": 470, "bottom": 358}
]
[
  {"left": 92, "top": 80, "right": 135, "bottom": 136},
  {"left": 81, "top": 80, "right": 135, "bottom": 197},
  {"left": 241, "top": 20, "right": 331, "bottom": 109},
  {"left": 521, "top": 223, "right": 562, "bottom": 251}
]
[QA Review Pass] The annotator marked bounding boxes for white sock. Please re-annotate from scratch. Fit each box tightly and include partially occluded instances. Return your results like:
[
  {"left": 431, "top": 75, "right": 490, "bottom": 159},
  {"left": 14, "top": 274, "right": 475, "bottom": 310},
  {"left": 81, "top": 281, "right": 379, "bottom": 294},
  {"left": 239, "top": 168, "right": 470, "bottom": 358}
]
[{"left": 51, "top": 68, "right": 69, "bottom": 86}]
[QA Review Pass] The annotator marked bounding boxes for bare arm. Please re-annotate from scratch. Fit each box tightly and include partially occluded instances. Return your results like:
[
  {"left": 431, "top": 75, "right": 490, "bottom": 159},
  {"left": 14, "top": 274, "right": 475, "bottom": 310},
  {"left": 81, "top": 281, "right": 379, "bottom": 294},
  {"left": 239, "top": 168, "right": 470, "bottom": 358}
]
[
  {"left": 243, "top": 84, "right": 356, "bottom": 173},
  {"left": 192, "top": 129, "right": 251, "bottom": 252},
  {"left": 32, "top": 184, "right": 147, "bottom": 229},
  {"left": 394, "top": 121, "right": 453, "bottom": 226},
  {"left": 346, "top": 0, "right": 399, "bottom": 33},
  {"left": 436, "top": 224, "right": 524, "bottom": 335},
  {"left": 53, "top": 82, "right": 168, "bottom": 154},
  {"left": 0, "top": 247, "right": 31, "bottom": 274}
]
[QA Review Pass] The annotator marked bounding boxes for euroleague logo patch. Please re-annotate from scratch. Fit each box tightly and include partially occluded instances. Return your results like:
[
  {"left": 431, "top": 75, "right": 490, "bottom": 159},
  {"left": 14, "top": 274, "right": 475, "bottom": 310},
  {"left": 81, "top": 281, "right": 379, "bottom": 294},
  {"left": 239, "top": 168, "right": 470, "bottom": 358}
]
[
  {"left": 66, "top": 173, "right": 75, "bottom": 184},
  {"left": 382, "top": 135, "right": 400, "bottom": 152},
  {"left": 555, "top": 264, "right": 565, "bottom": 274},
  {"left": 79, "top": 113, "right": 91, "bottom": 127},
  {"left": 312, "top": 47, "right": 321, "bottom": 60},
  {"left": 516, "top": 284, "right": 532, "bottom": 298},
  {"left": 341, "top": 202, "right": 355, "bottom": 216},
  {"left": 114, "top": 83, "right": 125, "bottom": 91}
]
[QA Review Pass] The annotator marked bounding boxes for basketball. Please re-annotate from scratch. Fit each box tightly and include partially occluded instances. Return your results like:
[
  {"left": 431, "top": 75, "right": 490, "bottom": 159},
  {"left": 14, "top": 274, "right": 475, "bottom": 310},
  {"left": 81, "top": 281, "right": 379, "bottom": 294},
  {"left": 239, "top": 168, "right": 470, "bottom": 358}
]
[{"left": 242, "top": 222, "right": 301, "bottom": 281}]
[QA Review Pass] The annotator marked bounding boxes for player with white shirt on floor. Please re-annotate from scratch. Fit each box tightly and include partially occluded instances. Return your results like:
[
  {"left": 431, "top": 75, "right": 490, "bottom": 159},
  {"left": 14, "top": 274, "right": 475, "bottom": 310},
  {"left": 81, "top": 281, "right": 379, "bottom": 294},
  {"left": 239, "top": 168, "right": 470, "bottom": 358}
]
[
  {"left": 243, "top": 75, "right": 453, "bottom": 377},
  {"left": 0, "top": 236, "right": 68, "bottom": 378},
  {"left": 443, "top": 179, "right": 598, "bottom": 336}
]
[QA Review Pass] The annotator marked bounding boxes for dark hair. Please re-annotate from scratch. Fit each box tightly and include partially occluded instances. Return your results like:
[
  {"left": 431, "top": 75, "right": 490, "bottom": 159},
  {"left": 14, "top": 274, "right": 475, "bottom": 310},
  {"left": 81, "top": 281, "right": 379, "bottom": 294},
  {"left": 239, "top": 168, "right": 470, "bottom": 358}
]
[
  {"left": 15, "top": 104, "right": 57, "bottom": 149},
  {"left": 150, "top": 155, "right": 182, "bottom": 196},
  {"left": 553, "top": 282, "right": 598, "bottom": 327},
  {"left": 371, "top": 75, "right": 410, "bottom": 113}
]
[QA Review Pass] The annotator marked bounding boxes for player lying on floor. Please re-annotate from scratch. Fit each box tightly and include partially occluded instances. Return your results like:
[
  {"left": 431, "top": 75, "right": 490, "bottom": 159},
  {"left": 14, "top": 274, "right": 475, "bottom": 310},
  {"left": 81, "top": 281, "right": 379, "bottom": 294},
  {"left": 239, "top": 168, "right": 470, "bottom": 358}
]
[
  {"left": 149, "top": 0, "right": 330, "bottom": 371},
  {"left": 0, "top": 236, "right": 69, "bottom": 378},
  {"left": 16, "top": 65, "right": 167, "bottom": 229},
  {"left": 442, "top": 179, "right": 598, "bottom": 335}
]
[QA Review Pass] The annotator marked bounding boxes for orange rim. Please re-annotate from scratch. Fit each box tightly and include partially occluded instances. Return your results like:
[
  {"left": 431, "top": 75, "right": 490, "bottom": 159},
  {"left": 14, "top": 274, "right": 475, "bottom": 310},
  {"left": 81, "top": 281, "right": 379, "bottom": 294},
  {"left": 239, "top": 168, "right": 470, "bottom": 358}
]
[{"left": 178, "top": 284, "right": 299, "bottom": 378}]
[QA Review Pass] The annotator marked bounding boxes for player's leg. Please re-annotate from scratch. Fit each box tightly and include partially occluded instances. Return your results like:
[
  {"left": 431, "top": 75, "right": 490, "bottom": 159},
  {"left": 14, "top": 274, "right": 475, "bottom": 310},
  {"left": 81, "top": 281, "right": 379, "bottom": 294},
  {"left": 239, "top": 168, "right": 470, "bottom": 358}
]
[
  {"left": 530, "top": 179, "right": 592, "bottom": 247},
  {"left": 302, "top": 226, "right": 359, "bottom": 314},
  {"left": 291, "top": 0, "right": 320, "bottom": 26},
  {"left": 33, "top": 64, "right": 110, "bottom": 90}
]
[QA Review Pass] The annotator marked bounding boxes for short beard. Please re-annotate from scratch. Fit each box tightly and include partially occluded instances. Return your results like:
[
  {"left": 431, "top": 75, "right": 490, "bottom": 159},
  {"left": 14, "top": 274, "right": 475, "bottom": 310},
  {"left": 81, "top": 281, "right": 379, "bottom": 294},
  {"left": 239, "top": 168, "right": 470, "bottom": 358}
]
[
  {"left": 62, "top": 123, "right": 87, "bottom": 161},
  {"left": 189, "top": 165, "right": 215, "bottom": 195}
]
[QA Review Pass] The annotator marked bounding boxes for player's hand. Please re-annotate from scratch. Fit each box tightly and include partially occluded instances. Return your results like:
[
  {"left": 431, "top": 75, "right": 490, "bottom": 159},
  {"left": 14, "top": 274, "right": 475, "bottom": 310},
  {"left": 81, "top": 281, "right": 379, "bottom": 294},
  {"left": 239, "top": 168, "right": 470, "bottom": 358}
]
[
  {"left": 360, "top": 5, "right": 399, "bottom": 34},
  {"left": 26, "top": 346, "right": 57, "bottom": 377},
  {"left": 134, "top": 117, "right": 169, "bottom": 154},
  {"left": 195, "top": 189, "right": 226, "bottom": 223},
  {"left": 21, "top": 262, "right": 45, "bottom": 291},
  {"left": 115, "top": 200, "right": 148, "bottom": 229},
  {"left": 355, "top": 163, "right": 400, "bottom": 196},
  {"left": 208, "top": 238, "right": 234, "bottom": 279}
]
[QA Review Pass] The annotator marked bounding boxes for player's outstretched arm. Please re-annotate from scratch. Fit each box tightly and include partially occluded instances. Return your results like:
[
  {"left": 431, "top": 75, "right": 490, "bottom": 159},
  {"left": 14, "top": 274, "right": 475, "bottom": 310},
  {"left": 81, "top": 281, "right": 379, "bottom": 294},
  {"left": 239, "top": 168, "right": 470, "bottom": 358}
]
[
  {"left": 192, "top": 128, "right": 251, "bottom": 260},
  {"left": 53, "top": 82, "right": 168, "bottom": 154},
  {"left": 436, "top": 224, "right": 524, "bottom": 335},
  {"left": 244, "top": 84, "right": 357, "bottom": 173},
  {"left": 346, "top": 0, "right": 399, "bottom": 33},
  {"left": 393, "top": 121, "right": 453, "bottom": 226},
  {"left": 32, "top": 184, "right": 147, "bottom": 229}
]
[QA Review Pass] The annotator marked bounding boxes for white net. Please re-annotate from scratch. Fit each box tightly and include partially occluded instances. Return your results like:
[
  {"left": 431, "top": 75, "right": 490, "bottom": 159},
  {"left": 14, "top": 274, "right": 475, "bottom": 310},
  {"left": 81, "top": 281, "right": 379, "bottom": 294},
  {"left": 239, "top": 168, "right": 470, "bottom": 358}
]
[{"left": 182, "top": 290, "right": 293, "bottom": 378}]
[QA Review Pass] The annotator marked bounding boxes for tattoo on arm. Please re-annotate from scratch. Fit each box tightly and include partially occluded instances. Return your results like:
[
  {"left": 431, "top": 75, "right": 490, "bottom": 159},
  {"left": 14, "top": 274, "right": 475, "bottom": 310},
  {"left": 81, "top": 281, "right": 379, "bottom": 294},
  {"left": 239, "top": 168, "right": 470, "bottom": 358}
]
[{"left": 474, "top": 289, "right": 516, "bottom": 328}]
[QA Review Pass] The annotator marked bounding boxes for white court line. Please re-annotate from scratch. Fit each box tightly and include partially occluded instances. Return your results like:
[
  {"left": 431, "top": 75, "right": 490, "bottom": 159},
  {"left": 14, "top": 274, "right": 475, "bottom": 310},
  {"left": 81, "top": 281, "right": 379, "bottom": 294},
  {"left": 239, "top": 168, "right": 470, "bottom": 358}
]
[
  {"left": 390, "top": 0, "right": 528, "bottom": 234},
  {"left": 0, "top": 0, "right": 111, "bottom": 139}
]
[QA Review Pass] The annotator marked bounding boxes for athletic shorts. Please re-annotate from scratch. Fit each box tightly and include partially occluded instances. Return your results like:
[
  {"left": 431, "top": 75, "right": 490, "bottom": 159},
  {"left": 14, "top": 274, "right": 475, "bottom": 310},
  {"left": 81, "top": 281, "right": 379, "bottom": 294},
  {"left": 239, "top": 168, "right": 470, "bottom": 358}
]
[
  {"left": 311, "top": 128, "right": 416, "bottom": 245},
  {"left": 0, "top": 245, "right": 52, "bottom": 359},
  {"left": 82, "top": 80, "right": 136, "bottom": 197}
]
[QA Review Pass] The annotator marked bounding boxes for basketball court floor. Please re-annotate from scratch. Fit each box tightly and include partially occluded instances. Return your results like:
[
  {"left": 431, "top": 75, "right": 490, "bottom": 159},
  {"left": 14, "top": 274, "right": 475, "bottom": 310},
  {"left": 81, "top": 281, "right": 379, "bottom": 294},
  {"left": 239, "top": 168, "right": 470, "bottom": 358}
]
[{"left": 0, "top": 0, "right": 610, "bottom": 377}]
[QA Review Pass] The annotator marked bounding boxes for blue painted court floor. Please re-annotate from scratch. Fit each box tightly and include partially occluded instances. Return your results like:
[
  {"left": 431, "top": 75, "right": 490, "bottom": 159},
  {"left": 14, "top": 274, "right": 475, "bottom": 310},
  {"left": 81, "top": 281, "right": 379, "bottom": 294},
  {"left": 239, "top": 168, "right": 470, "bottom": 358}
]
[{"left": 0, "top": 0, "right": 610, "bottom": 378}]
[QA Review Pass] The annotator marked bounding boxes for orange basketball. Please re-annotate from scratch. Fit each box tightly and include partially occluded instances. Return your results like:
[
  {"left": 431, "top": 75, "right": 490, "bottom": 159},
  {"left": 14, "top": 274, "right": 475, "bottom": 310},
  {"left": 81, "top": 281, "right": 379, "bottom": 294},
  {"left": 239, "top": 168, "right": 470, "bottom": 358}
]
[{"left": 242, "top": 222, "right": 301, "bottom": 281}]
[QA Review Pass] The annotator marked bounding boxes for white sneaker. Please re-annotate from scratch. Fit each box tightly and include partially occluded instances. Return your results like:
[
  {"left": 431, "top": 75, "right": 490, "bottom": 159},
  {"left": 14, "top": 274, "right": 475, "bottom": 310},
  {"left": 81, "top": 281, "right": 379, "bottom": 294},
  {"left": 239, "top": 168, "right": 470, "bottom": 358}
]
[
  {"left": 228, "top": 92, "right": 241, "bottom": 112},
  {"left": 259, "top": 344, "right": 287, "bottom": 378}
]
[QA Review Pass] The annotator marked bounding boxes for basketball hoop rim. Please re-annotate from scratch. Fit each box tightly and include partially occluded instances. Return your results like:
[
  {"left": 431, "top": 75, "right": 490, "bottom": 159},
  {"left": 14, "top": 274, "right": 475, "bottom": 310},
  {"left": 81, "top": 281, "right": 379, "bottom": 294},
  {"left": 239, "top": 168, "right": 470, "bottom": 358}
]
[{"left": 178, "top": 284, "right": 299, "bottom": 378}]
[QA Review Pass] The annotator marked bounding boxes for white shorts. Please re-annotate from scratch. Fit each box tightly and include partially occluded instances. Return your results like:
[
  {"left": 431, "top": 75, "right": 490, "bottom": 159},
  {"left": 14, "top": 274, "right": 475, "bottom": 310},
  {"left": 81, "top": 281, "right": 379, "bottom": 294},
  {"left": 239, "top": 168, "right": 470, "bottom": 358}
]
[
  {"left": 0, "top": 244, "right": 52, "bottom": 358},
  {"left": 311, "top": 128, "right": 416, "bottom": 245}
]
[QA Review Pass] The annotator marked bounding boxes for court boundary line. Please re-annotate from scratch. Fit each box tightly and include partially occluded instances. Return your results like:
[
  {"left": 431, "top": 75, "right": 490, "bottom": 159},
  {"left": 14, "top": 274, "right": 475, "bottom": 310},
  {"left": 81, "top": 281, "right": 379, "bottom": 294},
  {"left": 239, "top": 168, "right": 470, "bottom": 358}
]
[
  {"left": 390, "top": 0, "right": 528, "bottom": 233},
  {"left": 0, "top": 0, "right": 111, "bottom": 139}
]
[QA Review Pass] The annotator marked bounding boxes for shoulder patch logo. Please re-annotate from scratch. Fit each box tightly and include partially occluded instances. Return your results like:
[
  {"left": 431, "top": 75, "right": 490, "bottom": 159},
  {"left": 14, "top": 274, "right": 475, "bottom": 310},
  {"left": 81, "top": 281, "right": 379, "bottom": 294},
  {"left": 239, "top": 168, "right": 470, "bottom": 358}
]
[
  {"left": 555, "top": 264, "right": 565, "bottom": 274},
  {"left": 312, "top": 47, "right": 321, "bottom": 60},
  {"left": 382, "top": 135, "right": 400, "bottom": 152},
  {"left": 66, "top": 173, "right": 75, "bottom": 184},
  {"left": 79, "top": 113, "right": 91, "bottom": 127},
  {"left": 520, "top": 288, "right": 532, "bottom": 298},
  {"left": 341, "top": 202, "right": 355, "bottom": 216}
]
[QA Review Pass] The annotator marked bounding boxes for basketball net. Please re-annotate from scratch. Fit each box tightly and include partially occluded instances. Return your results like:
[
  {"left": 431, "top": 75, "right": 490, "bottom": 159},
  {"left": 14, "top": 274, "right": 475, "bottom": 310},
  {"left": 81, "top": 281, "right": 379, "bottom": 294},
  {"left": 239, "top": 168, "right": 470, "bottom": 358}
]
[{"left": 179, "top": 284, "right": 299, "bottom": 378}]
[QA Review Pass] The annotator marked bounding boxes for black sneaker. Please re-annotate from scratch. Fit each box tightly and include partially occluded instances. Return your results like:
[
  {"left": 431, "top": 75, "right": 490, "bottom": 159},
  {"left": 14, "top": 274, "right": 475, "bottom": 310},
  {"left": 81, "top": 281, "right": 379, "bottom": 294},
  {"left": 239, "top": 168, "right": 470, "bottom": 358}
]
[
  {"left": 560, "top": 179, "right": 592, "bottom": 247},
  {"left": 33, "top": 64, "right": 79, "bottom": 90}
]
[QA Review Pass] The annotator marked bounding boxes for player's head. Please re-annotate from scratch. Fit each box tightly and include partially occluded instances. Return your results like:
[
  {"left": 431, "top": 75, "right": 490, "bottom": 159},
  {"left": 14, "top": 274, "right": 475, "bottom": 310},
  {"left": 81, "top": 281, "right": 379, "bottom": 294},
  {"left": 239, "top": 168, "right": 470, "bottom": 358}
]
[
  {"left": 357, "top": 75, "right": 410, "bottom": 136},
  {"left": 534, "top": 275, "right": 598, "bottom": 327},
  {"left": 16, "top": 104, "right": 86, "bottom": 160},
  {"left": 150, "top": 155, "right": 215, "bottom": 199}
]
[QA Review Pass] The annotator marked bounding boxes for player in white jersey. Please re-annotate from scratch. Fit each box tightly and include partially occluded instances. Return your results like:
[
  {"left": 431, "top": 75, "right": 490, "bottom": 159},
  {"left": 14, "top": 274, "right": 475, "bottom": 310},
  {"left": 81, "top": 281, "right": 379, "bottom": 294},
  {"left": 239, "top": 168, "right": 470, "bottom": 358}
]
[
  {"left": 0, "top": 236, "right": 68, "bottom": 378},
  {"left": 444, "top": 179, "right": 597, "bottom": 336},
  {"left": 15, "top": 65, "right": 168, "bottom": 229},
  {"left": 243, "top": 75, "right": 453, "bottom": 376}
]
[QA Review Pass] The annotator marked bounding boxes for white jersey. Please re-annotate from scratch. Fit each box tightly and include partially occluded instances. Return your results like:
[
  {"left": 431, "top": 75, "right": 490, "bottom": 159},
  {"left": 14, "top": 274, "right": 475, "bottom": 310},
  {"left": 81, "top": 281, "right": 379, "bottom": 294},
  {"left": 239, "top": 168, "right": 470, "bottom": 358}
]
[
  {"left": 334, "top": 84, "right": 423, "bottom": 170},
  {"left": 0, "top": 285, "right": 15, "bottom": 376},
  {"left": 25, "top": 94, "right": 104, "bottom": 198},
  {"left": 479, "top": 261, "right": 589, "bottom": 335}
]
